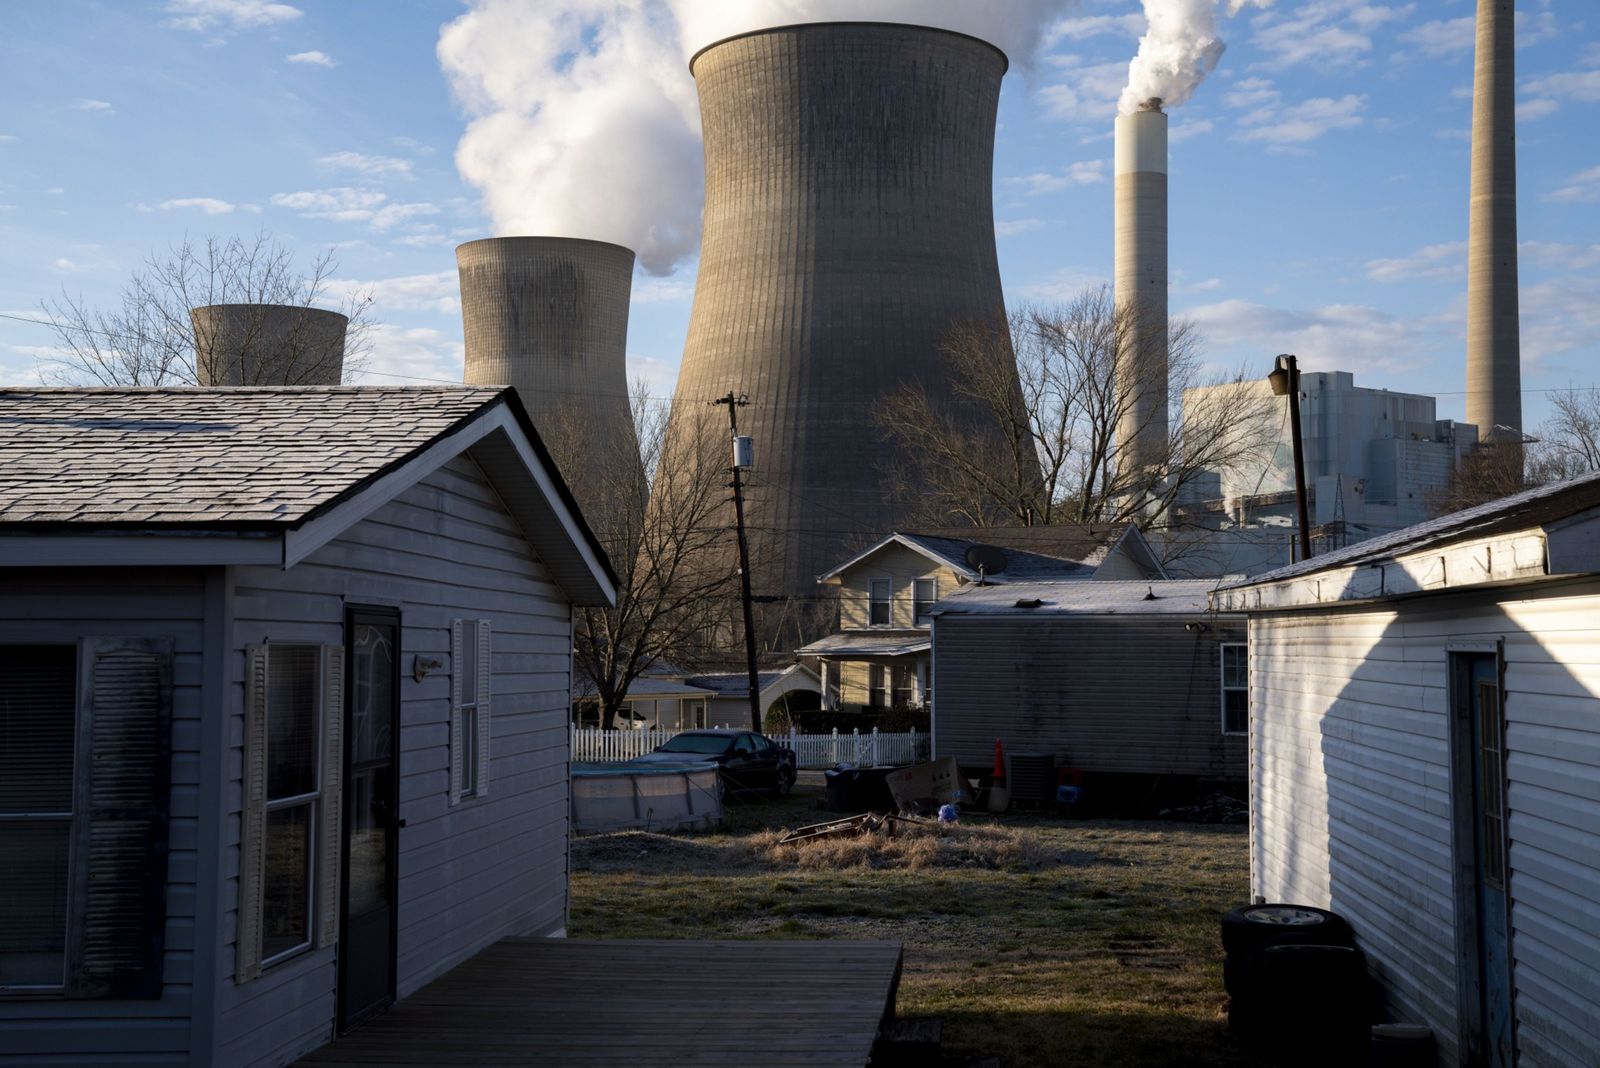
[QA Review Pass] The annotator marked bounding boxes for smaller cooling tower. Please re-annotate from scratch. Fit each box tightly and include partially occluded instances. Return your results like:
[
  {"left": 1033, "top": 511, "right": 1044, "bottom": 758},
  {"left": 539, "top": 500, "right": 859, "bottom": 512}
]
[
  {"left": 1114, "top": 99, "right": 1169, "bottom": 478},
  {"left": 457, "top": 237, "right": 642, "bottom": 538},
  {"left": 190, "top": 304, "right": 347, "bottom": 386}
]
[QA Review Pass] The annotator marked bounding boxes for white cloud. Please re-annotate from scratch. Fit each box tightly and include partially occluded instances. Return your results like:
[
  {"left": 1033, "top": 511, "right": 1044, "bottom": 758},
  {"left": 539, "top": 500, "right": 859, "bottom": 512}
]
[
  {"left": 390, "top": 136, "right": 436, "bottom": 157},
  {"left": 1517, "top": 98, "right": 1560, "bottom": 122},
  {"left": 1170, "top": 118, "right": 1215, "bottom": 142},
  {"left": 369, "top": 202, "right": 439, "bottom": 231},
  {"left": 137, "top": 196, "right": 240, "bottom": 215},
  {"left": 1236, "top": 93, "right": 1366, "bottom": 145},
  {"left": 1036, "top": 58, "right": 1127, "bottom": 125},
  {"left": 1364, "top": 241, "right": 1466, "bottom": 283},
  {"left": 315, "top": 151, "right": 413, "bottom": 178},
  {"left": 353, "top": 324, "right": 463, "bottom": 385},
  {"left": 165, "top": 0, "right": 302, "bottom": 34},
  {"left": 1248, "top": 1, "right": 1413, "bottom": 72},
  {"left": 1184, "top": 297, "right": 1436, "bottom": 375},
  {"left": 632, "top": 277, "right": 696, "bottom": 304},
  {"left": 1522, "top": 69, "right": 1600, "bottom": 104},
  {"left": 1014, "top": 267, "right": 1112, "bottom": 303},
  {"left": 1522, "top": 277, "right": 1600, "bottom": 368},
  {"left": 0, "top": 134, "right": 18, "bottom": 143},
  {"left": 1399, "top": 16, "right": 1473, "bottom": 58},
  {"left": 49, "top": 246, "right": 118, "bottom": 275},
  {"left": 1044, "top": 13, "right": 1144, "bottom": 44},
  {"left": 996, "top": 218, "right": 1047, "bottom": 237},
  {"left": 326, "top": 271, "right": 460, "bottom": 315},
  {"left": 625, "top": 353, "right": 681, "bottom": 399},
  {"left": 286, "top": 50, "right": 336, "bottom": 67},
  {"left": 1006, "top": 159, "right": 1107, "bottom": 195},
  {"left": 71, "top": 99, "right": 114, "bottom": 114},
  {"left": 1520, "top": 241, "right": 1600, "bottom": 272},
  {"left": 1223, "top": 77, "right": 1280, "bottom": 110},
  {"left": 270, "top": 187, "right": 436, "bottom": 231},
  {"left": 1547, "top": 165, "right": 1600, "bottom": 205}
]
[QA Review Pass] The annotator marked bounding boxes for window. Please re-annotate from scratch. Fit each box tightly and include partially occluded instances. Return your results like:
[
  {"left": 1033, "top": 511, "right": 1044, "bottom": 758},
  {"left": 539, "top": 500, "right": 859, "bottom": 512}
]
[
  {"left": 239, "top": 642, "right": 341, "bottom": 983},
  {"left": 450, "top": 620, "right": 492, "bottom": 804},
  {"left": 868, "top": 664, "right": 887, "bottom": 709},
  {"left": 913, "top": 578, "right": 937, "bottom": 625},
  {"left": 823, "top": 663, "right": 840, "bottom": 710},
  {"left": 892, "top": 665, "right": 915, "bottom": 709},
  {"left": 1221, "top": 644, "right": 1248, "bottom": 734},
  {"left": 869, "top": 579, "right": 892, "bottom": 626}
]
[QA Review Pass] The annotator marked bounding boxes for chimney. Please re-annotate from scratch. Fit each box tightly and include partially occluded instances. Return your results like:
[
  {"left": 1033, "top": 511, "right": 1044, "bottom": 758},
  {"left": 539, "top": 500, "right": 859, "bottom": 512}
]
[
  {"left": 190, "top": 304, "right": 347, "bottom": 386},
  {"left": 1114, "top": 97, "right": 1169, "bottom": 479},
  {"left": 457, "top": 236, "right": 643, "bottom": 536},
  {"left": 662, "top": 22, "right": 1023, "bottom": 606},
  {"left": 1466, "top": 0, "right": 1522, "bottom": 455}
]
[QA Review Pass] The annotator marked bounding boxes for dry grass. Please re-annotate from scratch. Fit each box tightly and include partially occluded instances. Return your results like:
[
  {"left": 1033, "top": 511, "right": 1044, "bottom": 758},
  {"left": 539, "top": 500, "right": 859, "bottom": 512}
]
[{"left": 570, "top": 787, "right": 1264, "bottom": 1067}]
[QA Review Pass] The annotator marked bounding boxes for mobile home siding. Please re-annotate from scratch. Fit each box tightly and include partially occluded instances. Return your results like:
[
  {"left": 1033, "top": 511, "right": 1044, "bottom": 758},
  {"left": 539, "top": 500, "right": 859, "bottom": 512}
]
[
  {"left": 933, "top": 614, "right": 1246, "bottom": 777},
  {"left": 1248, "top": 579, "right": 1600, "bottom": 1067},
  {"left": 0, "top": 569, "right": 210, "bottom": 1066},
  {"left": 218, "top": 455, "right": 574, "bottom": 1067}
]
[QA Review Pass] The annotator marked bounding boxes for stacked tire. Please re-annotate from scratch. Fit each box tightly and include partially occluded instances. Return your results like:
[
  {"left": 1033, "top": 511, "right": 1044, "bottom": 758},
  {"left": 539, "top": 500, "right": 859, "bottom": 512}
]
[{"left": 1221, "top": 904, "right": 1372, "bottom": 1065}]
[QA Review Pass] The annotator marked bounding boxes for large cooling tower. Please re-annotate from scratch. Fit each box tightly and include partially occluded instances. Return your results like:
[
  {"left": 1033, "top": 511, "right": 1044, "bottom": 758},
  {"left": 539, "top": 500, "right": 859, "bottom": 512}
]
[
  {"left": 1466, "top": 0, "right": 1522, "bottom": 448},
  {"left": 458, "top": 236, "right": 643, "bottom": 539},
  {"left": 665, "top": 22, "right": 1021, "bottom": 602},
  {"left": 190, "top": 304, "right": 347, "bottom": 386},
  {"left": 1114, "top": 99, "right": 1169, "bottom": 478}
]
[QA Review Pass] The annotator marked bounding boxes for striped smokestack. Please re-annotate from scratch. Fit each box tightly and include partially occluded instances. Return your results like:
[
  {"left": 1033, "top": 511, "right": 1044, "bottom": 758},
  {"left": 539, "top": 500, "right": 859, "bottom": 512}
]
[
  {"left": 190, "top": 304, "right": 347, "bottom": 386},
  {"left": 1114, "top": 98, "right": 1169, "bottom": 479},
  {"left": 1466, "top": 0, "right": 1522, "bottom": 452}
]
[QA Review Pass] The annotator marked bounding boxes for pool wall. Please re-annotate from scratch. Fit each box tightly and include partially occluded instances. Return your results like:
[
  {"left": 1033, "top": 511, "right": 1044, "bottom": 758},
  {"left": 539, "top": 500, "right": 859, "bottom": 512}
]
[{"left": 571, "top": 762, "right": 723, "bottom": 833}]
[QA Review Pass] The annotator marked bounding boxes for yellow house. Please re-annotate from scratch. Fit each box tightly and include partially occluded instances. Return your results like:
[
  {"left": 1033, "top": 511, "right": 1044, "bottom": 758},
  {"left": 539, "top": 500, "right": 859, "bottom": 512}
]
[{"left": 799, "top": 526, "right": 1166, "bottom": 715}]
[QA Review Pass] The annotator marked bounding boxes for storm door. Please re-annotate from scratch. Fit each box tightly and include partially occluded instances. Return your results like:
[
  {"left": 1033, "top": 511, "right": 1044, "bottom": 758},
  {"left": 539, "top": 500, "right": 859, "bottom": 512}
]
[
  {"left": 339, "top": 606, "right": 401, "bottom": 1031},
  {"left": 1450, "top": 650, "right": 1516, "bottom": 1067}
]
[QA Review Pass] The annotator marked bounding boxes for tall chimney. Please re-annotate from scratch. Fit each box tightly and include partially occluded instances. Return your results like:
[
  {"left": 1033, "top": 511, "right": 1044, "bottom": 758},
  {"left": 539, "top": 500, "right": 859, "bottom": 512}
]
[
  {"left": 663, "top": 22, "right": 1022, "bottom": 605},
  {"left": 1114, "top": 98, "right": 1169, "bottom": 479},
  {"left": 1466, "top": 0, "right": 1522, "bottom": 453},
  {"left": 190, "top": 304, "right": 347, "bottom": 386},
  {"left": 457, "top": 236, "right": 643, "bottom": 538}
]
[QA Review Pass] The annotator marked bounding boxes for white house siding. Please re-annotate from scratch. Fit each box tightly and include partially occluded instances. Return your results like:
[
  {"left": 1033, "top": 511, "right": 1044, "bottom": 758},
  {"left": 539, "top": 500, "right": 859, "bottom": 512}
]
[
  {"left": 0, "top": 568, "right": 210, "bottom": 1067},
  {"left": 1248, "top": 579, "right": 1600, "bottom": 1067},
  {"left": 218, "top": 455, "right": 574, "bottom": 1068}
]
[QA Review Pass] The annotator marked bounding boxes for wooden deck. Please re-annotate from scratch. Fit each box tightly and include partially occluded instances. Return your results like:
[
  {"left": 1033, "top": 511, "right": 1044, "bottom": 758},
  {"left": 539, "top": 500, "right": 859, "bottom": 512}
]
[{"left": 296, "top": 937, "right": 904, "bottom": 1067}]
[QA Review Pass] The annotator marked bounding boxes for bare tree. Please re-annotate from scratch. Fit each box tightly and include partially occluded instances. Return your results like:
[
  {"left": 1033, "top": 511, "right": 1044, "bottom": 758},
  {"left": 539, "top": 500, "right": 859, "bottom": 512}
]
[
  {"left": 548, "top": 386, "right": 737, "bottom": 729},
  {"left": 39, "top": 233, "right": 373, "bottom": 386},
  {"left": 877, "top": 288, "right": 1277, "bottom": 533},
  {"left": 1530, "top": 387, "right": 1600, "bottom": 483}
]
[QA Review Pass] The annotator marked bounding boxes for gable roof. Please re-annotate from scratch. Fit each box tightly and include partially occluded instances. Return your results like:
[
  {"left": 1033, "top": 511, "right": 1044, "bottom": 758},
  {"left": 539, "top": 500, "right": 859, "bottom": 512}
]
[
  {"left": 0, "top": 386, "right": 617, "bottom": 605},
  {"left": 685, "top": 664, "right": 822, "bottom": 699},
  {"left": 816, "top": 524, "right": 1160, "bottom": 585},
  {"left": 932, "top": 579, "right": 1222, "bottom": 618}
]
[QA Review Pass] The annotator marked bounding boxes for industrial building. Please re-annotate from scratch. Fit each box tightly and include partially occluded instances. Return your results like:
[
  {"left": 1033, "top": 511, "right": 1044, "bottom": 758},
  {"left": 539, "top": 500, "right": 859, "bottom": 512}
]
[{"left": 190, "top": 303, "right": 347, "bottom": 386}]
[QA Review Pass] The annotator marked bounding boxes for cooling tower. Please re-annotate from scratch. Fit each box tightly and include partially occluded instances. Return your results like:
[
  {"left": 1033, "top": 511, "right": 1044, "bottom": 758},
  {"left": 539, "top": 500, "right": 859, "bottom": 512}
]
[
  {"left": 1466, "top": 0, "right": 1522, "bottom": 450},
  {"left": 190, "top": 304, "right": 347, "bottom": 386},
  {"left": 457, "top": 236, "right": 643, "bottom": 540},
  {"left": 1114, "top": 99, "right": 1169, "bottom": 478},
  {"left": 665, "top": 21, "right": 1021, "bottom": 603}
]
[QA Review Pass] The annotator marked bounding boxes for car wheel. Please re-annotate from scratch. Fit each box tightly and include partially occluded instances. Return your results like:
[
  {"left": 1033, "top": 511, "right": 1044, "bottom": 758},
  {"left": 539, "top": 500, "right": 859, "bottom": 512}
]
[
  {"left": 1220, "top": 904, "right": 1354, "bottom": 958},
  {"left": 775, "top": 767, "right": 795, "bottom": 797}
]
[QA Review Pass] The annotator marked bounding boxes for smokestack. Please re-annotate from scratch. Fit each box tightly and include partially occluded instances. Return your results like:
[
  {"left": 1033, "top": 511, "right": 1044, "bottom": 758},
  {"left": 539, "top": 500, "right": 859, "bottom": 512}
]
[
  {"left": 1114, "top": 98, "right": 1169, "bottom": 478},
  {"left": 664, "top": 22, "right": 1022, "bottom": 605},
  {"left": 190, "top": 304, "right": 347, "bottom": 386},
  {"left": 457, "top": 236, "right": 643, "bottom": 535},
  {"left": 1466, "top": 0, "right": 1522, "bottom": 453}
]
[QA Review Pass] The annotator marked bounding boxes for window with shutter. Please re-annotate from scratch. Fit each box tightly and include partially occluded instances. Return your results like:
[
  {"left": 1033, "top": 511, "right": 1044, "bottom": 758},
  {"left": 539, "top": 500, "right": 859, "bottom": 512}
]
[{"left": 450, "top": 620, "right": 492, "bottom": 802}]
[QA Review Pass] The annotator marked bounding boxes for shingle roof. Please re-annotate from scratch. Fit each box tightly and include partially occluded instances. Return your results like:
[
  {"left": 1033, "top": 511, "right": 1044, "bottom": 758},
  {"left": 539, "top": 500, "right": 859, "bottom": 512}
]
[
  {"left": 898, "top": 532, "right": 1099, "bottom": 581},
  {"left": 932, "top": 579, "right": 1222, "bottom": 617},
  {"left": 0, "top": 387, "right": 503, "bottom": 527}
]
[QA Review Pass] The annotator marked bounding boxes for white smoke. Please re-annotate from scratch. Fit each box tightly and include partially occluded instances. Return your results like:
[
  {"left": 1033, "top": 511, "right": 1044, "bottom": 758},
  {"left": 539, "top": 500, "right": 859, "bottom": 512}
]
[
  {"left": 1118, "top": 0, "right": 1273, "bottom": 116},
  {"left": 439, "top": 1, "right": 1077, "bottom": 277}
]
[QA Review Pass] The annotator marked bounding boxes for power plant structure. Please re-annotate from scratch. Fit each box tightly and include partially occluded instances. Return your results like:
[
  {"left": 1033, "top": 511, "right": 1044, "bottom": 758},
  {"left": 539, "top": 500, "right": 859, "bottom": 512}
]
[
  {"left": 1113, "top": 98, "right": 1169, "bottom": 480},
  {"left": 661, "top": 21, "right": 1025, "bottom": 620},
  {"left": 190, "top": 304, "right": 347, "bottom": 386},
  {"left": 457, "top": 236, "right": 644, "bottom": 541},
  {"left": 1466, "top": 0, "right": 1522, "bottom": 455}
]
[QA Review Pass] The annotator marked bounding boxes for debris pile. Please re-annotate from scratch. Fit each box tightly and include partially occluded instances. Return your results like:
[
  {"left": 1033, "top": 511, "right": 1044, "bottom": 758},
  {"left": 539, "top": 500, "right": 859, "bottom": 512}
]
[{"left": 1158, "top": 792, "right": 1248, "bottom": 824}]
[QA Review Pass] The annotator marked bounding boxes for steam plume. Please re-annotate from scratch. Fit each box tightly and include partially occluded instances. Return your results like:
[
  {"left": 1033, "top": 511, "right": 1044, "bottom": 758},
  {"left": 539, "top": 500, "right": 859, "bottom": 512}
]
[
  {"left": 439, "top": 1, "right": 1076, "bottom": 277},
  {"left": 1118, "top": 0, "right": 1272, "bottom": 116}
]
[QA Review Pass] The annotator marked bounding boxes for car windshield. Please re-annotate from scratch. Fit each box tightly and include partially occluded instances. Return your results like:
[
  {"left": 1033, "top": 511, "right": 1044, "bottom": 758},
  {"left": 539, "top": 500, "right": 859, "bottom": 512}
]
[{"left": 657, "top": 734, "right": 734, "bottom": 755}]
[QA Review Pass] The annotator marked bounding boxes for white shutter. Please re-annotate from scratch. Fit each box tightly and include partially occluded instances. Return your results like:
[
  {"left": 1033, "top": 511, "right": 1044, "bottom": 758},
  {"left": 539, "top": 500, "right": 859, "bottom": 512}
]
[
  {"left": 448, "top": 620, "right": 464, "bottom": 806},
  {"left": 318, "top": 645, "right": 344, "bottom": 947},
  {"left": 475, "top": 620, "right": 492, "bottom": 796},
  {"left": 236, "top": 645, "right": 269, "bottom": 983}
]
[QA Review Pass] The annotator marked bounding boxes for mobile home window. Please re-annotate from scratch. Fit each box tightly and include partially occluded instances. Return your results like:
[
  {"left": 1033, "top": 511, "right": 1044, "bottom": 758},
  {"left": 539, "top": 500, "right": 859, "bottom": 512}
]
[
  {"left": 0, "top": 644, "right": 77, "bottom": 990},
  {"left": 262, "top": 646, "right": 321, "bottom": 963},
  {"left": 450, "top": 620, "right": 492, "bottom": 804},
  {"left": 867, "top": 664, "right": 887, "bottom": 709},
  {"left": 913, "top": 578, "right": 937, "bottom": 625},
  {"left": 1220, "top": 644, "right": 1248, "bottom": 735},
  {"left": 869, "top": 579, "right": 892, "bottom": 626}
]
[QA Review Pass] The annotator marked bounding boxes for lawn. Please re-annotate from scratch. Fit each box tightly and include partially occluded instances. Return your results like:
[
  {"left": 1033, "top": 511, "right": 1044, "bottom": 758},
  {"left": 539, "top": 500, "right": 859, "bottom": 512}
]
[{"left": 570, "top": 784, "right": 1266, "bottom": 1067}]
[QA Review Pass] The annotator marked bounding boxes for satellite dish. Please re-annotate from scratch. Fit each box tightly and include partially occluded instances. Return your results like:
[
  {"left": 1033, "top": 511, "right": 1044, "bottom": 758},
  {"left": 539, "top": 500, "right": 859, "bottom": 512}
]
[{"left": 965, "top": 544, "right": 1009, "bottom": 577}]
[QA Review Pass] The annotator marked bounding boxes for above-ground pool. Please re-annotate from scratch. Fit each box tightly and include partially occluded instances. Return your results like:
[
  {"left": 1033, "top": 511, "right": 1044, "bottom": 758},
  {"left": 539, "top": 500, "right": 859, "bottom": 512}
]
[{"left": 571, "top": 761, "right": 723, "bottom": 834}]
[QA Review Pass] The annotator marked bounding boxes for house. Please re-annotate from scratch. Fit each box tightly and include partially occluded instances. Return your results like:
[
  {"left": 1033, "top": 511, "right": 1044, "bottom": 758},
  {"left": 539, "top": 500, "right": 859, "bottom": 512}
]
[
  {"left": 0, "top": 387, "right": 616, "bottom": 1067},
  {"left": 684, "top": 664, "right": 823, "bottom": 729},
  {"left": 571, "top": 674, "right": 715, "bottom": 730},
  {"left": 1212, "top": 471, "right": 1600, "bottom": 1066},
  {"left": 930, "top": 580, "right": 1246, "bottom": 782},
  {"left": 798, "top": 525, "right": 1166, "bottom": 715}
]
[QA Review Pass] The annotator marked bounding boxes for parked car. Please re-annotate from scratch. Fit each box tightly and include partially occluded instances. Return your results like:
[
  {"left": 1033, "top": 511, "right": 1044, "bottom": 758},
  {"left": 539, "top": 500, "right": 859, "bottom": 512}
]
[{"left": 630, "top": 729, "right": 797, "bottom": 797}]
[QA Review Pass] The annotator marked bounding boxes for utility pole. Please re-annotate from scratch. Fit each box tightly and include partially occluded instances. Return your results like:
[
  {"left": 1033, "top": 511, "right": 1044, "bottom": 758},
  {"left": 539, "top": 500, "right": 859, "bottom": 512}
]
[
  {"left": 1268, "top": 354, "right": 1313, "bottom": 563},
  {"left": 713, "top": 391, "right": 763, "bottom": 733}
]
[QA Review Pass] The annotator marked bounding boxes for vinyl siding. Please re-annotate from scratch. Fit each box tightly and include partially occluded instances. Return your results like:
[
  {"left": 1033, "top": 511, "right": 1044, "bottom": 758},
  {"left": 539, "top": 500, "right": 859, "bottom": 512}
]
[
  {"left": 932, "top": 614, "right": 1246, "bottom": 777},
  {"left": 1248, "top": 579, "right": 1600, "bottom": 1067},
  {"left": 218, "top": 455, "right": 573, "bottom": 1068},
  {"left": 836, "top": 546, "right": 962, "bottom": 630},
  {"left": 0, "top": 568, "right": 209, "bottom": 1067}
]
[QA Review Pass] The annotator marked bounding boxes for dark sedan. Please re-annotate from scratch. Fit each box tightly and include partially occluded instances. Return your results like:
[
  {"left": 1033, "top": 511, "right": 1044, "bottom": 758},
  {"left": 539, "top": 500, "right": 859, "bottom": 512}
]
[{"left": 630, "top": 730, "right": 797, "bottom": 797}]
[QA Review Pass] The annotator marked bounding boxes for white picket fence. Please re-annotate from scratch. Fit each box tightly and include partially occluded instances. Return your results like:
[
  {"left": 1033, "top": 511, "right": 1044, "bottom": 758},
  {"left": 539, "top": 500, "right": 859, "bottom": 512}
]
[{"left": 570, "top": 725, "right": 928, "bottom": 769}]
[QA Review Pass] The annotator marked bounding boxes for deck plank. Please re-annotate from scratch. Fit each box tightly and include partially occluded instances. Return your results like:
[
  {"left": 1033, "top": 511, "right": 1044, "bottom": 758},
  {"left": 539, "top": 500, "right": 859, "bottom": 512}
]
[{"left": 295, "top": 938, "right": 903, "bottom": 1068}]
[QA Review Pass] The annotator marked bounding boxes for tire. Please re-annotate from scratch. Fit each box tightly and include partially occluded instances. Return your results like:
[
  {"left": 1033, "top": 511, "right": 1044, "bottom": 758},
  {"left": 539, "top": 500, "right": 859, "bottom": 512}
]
[
  {"left": 774, "top": 767, "right": 795, "bottom": 797},
  {"left": 1220, "top": 903, "right": 1354, "bottom": 958},
  {"left": 1256, "top": 941, "right": 1372, "bottom": 1065}
]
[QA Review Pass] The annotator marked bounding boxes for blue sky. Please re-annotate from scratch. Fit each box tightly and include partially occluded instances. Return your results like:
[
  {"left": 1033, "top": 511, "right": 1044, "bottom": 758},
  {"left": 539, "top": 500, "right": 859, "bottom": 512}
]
[{"left": 1, "top": 0, "right": 1596, "bottom": 434}]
